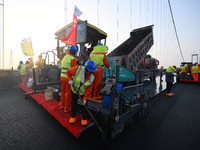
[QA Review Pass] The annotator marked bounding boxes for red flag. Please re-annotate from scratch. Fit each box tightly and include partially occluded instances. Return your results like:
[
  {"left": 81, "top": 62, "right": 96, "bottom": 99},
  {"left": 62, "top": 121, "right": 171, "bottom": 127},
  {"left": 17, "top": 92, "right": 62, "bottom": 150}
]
[{"left": 61, "top": 14, "right": 78, "bottom": 45}]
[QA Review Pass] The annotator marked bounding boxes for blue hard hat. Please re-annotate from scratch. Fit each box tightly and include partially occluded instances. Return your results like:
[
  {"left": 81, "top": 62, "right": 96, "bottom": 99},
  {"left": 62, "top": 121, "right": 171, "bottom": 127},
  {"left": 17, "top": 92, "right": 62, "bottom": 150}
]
[
  {"left": 69, "top": 45, "right": 78, "bottom": 53},
  {"left": 26, "top": 60, "right": 29, "bottom": 64},
  {"left": 76, "top": 45, "right": 79, "bottom": 50},
  {"left": 84, "top": 60, "right": 97, "bottom": 72},
  {"left": 19, "top": 61, "right": 23, "bottom": 64},
  {"left": 97, "top": 43, "right": 103, "bottom": 46}
]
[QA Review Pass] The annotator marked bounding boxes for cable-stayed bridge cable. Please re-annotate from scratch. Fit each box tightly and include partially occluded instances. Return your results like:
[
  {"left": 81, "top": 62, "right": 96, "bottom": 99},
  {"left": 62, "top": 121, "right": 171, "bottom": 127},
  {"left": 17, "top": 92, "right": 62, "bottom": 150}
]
[{"left": 168, "top": 0, "right": 185, "bottom": 61}]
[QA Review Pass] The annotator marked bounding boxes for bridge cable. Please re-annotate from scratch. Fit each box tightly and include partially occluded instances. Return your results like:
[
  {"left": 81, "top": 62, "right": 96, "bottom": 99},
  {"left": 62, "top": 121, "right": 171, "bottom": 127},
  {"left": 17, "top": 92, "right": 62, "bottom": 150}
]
[
  {"left": 146, "top": 0, "right": 148, "bottom": 24},
  {"left": 168, "top": 0, "right": 185, "bottom": 61},
  {"left": 117, "top": 0, "right": 119, "bottom": 42},
  {"left": 130, "top": 0, "right": 132, "bottom": 30},
  {"left": 139, "top": 0, "right": 141, "bottom": 27},
  {"left": 97, "top": 0, "right": 100, "bottom": 27},
  {"left": 156, "top": 0, "right": 158, "bottom": 58}
]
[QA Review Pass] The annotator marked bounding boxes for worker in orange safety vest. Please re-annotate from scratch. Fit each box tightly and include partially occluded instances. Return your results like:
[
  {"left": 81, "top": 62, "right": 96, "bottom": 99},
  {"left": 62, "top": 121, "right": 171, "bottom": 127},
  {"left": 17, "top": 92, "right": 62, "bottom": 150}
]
[
  {"left": 88, "top": 43, "right": 110, "bottom": 100},
  {"left": 59, "top": 45, "right": 78, "bottom": 112},
  {"left": 191, "top": 62, "right": 200, "bottom": 81}
]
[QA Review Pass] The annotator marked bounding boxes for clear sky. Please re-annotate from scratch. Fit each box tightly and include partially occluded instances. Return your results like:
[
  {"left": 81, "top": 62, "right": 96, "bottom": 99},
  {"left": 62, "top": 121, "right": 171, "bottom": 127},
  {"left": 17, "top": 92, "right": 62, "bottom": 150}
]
[{"left": 0, "top": 0, "right": 200, "bottom": 69}]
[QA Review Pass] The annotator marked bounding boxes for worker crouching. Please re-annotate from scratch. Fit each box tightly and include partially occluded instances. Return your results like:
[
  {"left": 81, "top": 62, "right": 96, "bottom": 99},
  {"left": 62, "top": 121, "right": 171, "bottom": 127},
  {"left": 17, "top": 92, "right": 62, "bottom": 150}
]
[{"left": 67, "top": 60, "right": 97, "bottom": 126}]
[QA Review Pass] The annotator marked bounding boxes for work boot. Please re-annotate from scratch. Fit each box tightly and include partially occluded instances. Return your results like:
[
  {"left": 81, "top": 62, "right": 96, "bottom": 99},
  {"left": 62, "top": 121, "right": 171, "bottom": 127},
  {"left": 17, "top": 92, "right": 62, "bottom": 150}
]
[
  {"left": 59, "top": 102, "right": 64, "bottom": 109},
  {"left": 166, "top": 93, "right": 172, "bottom": 96},
  {"left": 81, "top": 119, "right": 87, "bottom": 126},
  {"left": 69, "top": 117, "right": 76, "bottom": 124},
  {"left": 60, "top": 105, "right": 64, "bottom": 109},
  {"left": 64, "top": 107, "right": 71, "bottom": 113}
]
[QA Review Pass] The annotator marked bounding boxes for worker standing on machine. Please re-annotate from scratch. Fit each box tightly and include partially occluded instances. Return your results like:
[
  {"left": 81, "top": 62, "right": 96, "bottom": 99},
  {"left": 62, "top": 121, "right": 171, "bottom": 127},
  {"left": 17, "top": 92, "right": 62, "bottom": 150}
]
[
  {"left": 59, "top": 45, "right": 78, "bottom": 113},
  {"left": 191, "top": 62, "right": 200, "bottom": 81},
  {"left": 178, "top": 64, "right": 188, "bottom": 79},
  {"left": 17, "top": 61, "right": 23, "bottom": 76},
  {"left": 88, "top": 43, "right": 110, "bottom": 100},
  {"left": 28, "top": 57, "right": 34, "bottom": 78},
  {"left": 35, "top": 55, "right": 45, "bottom": 69},
  {"left": 35, "top": 55, "right": 45, "bottom": 82},
  {"left": 67, "top": 60, "right": 97, "bottom": 126},
  {"left": 20, "top": 60, "right": 29, "bottom": 86},
  {"left": 165, "top": 65, "right": 176, "bottom": 96}
]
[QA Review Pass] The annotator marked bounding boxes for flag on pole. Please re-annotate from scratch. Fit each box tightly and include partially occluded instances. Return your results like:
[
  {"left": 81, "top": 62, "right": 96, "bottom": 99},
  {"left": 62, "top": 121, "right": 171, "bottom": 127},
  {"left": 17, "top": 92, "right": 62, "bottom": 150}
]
[
  {"left": 21, "top": 38, "right": 34, "bottom": 56},
  {"left": 61, "top": 6, "right": 82, "bottom": 45},
  {"left": 74, "top": 5, "right": 83, "bottom": 17}
]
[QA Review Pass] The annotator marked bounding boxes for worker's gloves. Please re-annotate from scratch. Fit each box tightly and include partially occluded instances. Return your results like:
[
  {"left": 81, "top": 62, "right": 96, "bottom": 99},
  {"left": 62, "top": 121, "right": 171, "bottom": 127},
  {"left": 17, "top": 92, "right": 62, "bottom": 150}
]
[
  {"left": 68, "top": 80, "right": 73, "bottom": 86},
  {"left": 82, "top": 100, "right": 86, "bottom": 105}
]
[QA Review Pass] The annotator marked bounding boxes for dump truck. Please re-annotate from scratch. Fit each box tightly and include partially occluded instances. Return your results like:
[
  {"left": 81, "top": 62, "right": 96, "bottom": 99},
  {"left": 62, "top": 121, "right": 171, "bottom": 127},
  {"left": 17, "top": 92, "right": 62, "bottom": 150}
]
[
  {"left": 25, "top": 20, "right": 153, "bottom": 140},
  {"left": 108, "top": 25, "right": 159, "bottom": 85}
]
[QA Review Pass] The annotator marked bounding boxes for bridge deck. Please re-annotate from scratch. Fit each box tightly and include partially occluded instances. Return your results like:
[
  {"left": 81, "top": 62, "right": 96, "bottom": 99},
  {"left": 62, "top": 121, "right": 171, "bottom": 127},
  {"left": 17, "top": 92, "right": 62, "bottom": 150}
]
[{"left": 0, "top": 82, "right": 200, "bottom": 149}]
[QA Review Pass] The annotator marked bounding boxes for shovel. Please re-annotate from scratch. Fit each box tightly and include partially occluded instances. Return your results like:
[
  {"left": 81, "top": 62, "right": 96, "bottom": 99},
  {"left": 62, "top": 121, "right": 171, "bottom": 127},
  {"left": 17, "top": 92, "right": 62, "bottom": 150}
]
[{"left": 71, "top": 84, "right": 107, "bottom": 140}]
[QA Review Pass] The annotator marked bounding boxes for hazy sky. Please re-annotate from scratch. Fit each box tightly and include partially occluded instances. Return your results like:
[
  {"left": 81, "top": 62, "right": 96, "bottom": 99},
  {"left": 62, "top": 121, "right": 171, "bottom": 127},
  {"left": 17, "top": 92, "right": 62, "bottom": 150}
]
[{"left": 0, "top": 0, "right": 200, "bottom": 69}]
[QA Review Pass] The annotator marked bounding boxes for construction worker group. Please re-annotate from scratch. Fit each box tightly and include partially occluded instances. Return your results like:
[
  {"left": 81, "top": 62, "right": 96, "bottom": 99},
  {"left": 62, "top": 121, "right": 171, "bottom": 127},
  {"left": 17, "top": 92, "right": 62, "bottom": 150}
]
[
  {"left": 59, "top": 43, "right": 110, "bottom": 126},
  {"left": 18, "top": 55, "right": 45, "bottom": 86},
  {"left": 178, "top": 62, "right": 200, "bottom": 81},
  {"left": 164, "top": 62, "right": 200, "bottom": 97}
]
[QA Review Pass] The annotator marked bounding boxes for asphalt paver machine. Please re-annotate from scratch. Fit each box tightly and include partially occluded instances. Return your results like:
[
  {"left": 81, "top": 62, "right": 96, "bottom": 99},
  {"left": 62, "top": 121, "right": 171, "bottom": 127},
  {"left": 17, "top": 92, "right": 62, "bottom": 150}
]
[{"left": 28, "top": 20, "right": 152, "bottom": 140}]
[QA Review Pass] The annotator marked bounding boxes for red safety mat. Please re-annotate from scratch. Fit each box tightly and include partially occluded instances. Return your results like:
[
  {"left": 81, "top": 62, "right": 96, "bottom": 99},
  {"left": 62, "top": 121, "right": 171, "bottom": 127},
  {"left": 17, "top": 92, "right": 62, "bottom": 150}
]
[
  {"left": 42, "top": 100, "right": 90, "bottom": 138},
  {"left": 19, "top": 85, "right": 90, "bottom": 138},
  {"left": 19, "top": 85, "right": 46, "bottom": 104}
]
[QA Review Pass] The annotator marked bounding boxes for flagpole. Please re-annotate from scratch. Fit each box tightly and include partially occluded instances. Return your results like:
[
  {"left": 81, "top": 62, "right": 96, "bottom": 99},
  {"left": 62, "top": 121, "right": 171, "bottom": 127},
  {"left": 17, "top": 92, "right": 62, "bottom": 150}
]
[
  {"left": 64, "top": 0, "right": 67, "bottom": 25},
  {"left": 0, "top": 0, "right": 4, "bottom": 69}
]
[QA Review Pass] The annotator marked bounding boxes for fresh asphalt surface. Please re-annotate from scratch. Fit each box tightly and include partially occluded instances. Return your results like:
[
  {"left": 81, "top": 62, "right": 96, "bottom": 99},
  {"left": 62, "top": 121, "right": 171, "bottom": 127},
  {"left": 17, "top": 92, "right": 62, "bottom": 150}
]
[{"left": 0, "top": 81, "right": 200, "bottom": 150}]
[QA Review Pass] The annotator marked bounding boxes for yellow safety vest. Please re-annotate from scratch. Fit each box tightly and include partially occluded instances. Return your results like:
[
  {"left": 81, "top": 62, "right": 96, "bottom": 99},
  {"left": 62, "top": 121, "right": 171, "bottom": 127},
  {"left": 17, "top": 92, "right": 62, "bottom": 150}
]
[
  {"left": 71, "top": 66, "right": 95, "bottom": 95},
  {"left": 180, "top": 66, "right": 186, "bottom": 72},
  {"left": 192, "top": 66, "right": 199, "bottom": 73},
  {"left": 21, "top": 64, "right": 27, "bottom": 76},
  {"left": 90, "top": 53, "right": 104, "bottom": 67},
  {"left": 89, "top": 45, "right": 108, "bottom": 67},
  {"left": 40, "top": 59, "right": 45, "bottom": 68},
  {"left": 61, "top": 54, "right": 75, "bottom": 78},
  {"left": 166, "top": 66, "right": 176, "bottom": 73}
]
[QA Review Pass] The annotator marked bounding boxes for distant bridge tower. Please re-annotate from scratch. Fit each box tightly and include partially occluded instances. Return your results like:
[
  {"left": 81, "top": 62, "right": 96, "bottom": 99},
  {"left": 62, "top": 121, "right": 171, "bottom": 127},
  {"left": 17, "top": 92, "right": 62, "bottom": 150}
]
[
  {"left": 191, "top": 54, "right": 198, "bottom": 64},
  {"left": 9, "top": 50, "right": 13, "bottom": 69}
]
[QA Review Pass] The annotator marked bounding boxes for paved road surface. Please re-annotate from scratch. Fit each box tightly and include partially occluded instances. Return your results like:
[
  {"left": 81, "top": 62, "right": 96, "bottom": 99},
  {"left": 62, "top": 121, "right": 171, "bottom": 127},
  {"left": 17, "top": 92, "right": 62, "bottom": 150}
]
[{"left": 0, "top": 82, "right": 200, "bottom": 150}]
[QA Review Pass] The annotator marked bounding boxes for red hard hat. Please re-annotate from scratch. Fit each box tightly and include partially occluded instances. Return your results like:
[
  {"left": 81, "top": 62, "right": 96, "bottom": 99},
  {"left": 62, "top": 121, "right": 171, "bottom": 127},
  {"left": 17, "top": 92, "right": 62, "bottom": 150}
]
[{"left": 173, "top": 66, "right": 176, "bottom": 69}]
